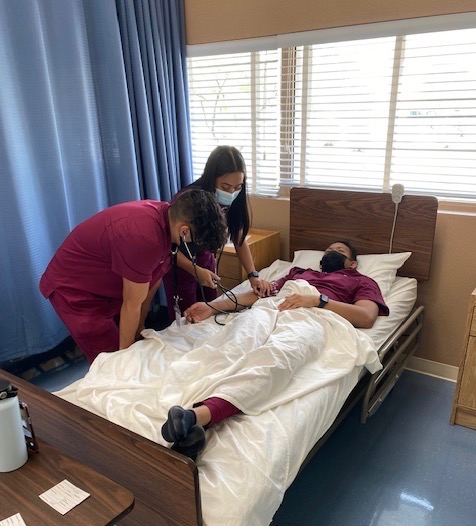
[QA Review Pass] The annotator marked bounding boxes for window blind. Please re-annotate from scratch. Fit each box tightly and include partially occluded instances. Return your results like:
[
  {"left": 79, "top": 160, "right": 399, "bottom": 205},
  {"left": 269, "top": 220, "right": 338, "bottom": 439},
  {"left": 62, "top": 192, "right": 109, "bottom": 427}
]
[
  {"left": 188, "top": 51, "right": 279, "bottom": 194},
  {"left": 187, "top": 26, "right": 476, "bottom": 201}
]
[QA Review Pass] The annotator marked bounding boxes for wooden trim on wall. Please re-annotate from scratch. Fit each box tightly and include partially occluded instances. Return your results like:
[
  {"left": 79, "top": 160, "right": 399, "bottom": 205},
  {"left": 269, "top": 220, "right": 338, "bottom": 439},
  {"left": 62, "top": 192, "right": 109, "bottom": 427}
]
[{"left": 184, "top": 0, "right": 476, "bottom": 44}]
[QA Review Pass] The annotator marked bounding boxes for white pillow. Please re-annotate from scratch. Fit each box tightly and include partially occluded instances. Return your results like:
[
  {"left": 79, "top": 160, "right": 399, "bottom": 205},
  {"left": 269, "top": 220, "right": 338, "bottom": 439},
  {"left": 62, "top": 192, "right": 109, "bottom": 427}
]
[{"left": 291, "top": 250, "right": 412, "bottom": 298}]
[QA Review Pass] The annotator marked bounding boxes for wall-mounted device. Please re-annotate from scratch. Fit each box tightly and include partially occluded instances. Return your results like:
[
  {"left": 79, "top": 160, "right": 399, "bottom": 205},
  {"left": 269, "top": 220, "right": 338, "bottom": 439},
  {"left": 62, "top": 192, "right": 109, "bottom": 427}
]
[
  {"left": 391, "top": 183, "right": 405, "bottom": 204},
  {"left": 389, "top": 184, "right": 405, "bottom": 252}
]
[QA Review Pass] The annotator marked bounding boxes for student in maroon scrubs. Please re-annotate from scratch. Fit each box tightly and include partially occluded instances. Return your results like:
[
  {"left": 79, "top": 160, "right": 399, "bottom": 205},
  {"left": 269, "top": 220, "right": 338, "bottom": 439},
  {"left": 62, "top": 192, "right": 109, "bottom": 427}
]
[{"left": 39, "top": 189, "right": 227, "bottom": 364}]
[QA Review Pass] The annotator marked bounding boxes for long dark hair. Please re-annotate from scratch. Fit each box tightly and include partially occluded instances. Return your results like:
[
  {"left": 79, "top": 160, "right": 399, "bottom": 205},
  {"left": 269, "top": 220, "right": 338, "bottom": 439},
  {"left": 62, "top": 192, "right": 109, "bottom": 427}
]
[{"left": 191, "top": 146, "right": 250, "bottom": 246}]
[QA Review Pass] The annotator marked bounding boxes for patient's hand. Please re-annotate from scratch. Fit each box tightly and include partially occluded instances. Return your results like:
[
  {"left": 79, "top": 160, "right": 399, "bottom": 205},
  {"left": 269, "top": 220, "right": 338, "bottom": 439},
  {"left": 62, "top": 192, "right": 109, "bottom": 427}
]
[
  {"left": 184, "top": 302, "right": 213, "bottom": 323},
  {"left": 278, "top": 293, "right": 320, "bottom": 311}
]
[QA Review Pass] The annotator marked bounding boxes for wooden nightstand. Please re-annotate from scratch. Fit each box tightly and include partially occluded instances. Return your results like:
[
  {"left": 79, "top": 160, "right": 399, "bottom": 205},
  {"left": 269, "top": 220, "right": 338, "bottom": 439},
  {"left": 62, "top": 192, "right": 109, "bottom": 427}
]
[
  {"left": 450, "top": 287, "right": 476, "bottom": 430},
  {"left": 218, "top": 229, "right": 280, "bottom": 289}
]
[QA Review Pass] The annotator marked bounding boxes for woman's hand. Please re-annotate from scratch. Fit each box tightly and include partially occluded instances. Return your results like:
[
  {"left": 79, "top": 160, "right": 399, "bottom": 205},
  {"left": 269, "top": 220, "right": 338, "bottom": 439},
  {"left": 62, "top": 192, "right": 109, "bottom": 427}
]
[
  {"left": 184, "top": 302, "right": 214, "bottom": 323},
  {"left": 249, "top": 277, "right": 273, "bottom": 297},
  {"left": 278, "top": 293, "right": 320, "bottom": 311},
  {"left": 194, "top": 266, "right": 220, "bottom": 288}
]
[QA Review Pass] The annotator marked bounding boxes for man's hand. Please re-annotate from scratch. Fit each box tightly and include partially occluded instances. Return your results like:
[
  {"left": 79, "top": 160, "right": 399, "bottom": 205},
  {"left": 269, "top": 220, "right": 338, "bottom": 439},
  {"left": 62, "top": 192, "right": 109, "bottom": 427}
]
[
  {"left": 195, "top": 266, "right": 220, "bottom": 289},
  {"left": 184, "top": 302, "right": 214, "bottom": 323},
  {"left": 135, "top": 324, "right": 145, "bottom": 340},
  {"left": 278, "top": 293, "right": 320, "bottom": 311}
]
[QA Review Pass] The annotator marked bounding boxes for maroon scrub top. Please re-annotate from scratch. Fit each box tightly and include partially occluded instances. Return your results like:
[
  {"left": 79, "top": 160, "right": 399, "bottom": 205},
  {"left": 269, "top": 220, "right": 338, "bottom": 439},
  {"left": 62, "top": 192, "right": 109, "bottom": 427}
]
[
  {"left": 40, "top": 200, "right": 172, "bottom": 315},
  {"left": 273, "top": 267, "right": 389, "bottom": 316}
]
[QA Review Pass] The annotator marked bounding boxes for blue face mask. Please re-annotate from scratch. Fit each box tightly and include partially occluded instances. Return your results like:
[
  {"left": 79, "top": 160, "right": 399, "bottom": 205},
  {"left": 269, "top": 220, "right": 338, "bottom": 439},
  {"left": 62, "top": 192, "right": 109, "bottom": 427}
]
[{"left": 215, "top": 188, "right": 240, "bottom": 207}]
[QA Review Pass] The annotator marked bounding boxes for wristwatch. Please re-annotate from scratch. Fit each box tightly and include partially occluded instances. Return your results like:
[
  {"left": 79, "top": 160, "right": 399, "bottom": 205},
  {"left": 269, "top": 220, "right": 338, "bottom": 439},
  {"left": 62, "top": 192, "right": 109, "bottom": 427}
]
[
  {"left": 247, "top": 271, "right": 259, "bottom": 279},
  {"left": 318, "top": 294, "right": 329, "bottom": 308}
]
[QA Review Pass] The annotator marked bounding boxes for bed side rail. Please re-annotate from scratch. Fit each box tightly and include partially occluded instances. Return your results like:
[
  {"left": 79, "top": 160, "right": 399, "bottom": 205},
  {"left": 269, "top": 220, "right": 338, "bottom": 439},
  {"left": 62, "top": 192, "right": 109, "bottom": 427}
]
[{"left": 360, "top": 305, "right": 425, "bottom": 423}]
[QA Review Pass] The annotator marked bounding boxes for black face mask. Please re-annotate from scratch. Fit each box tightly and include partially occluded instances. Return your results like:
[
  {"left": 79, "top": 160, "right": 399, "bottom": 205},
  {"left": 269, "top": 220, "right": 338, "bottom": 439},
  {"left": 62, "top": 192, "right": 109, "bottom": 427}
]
[{"left": 320, "top": 251, "right": 348, "bottom": 273}]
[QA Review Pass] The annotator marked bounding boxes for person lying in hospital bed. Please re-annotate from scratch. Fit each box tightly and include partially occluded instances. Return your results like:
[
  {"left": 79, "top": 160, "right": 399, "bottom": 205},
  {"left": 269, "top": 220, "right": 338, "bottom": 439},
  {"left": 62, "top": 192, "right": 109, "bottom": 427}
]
[{"left": 161, "top": 240, "right": 389, "bottom": 459}]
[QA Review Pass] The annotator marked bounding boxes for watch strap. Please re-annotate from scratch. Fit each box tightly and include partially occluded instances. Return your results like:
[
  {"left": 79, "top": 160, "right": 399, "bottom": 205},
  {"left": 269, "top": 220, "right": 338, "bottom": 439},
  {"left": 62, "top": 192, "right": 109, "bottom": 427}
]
[
  {"left": 318, "top": 294, "right": 329, "bottom": 308},
  {"left": 247, "top": 271, "right": 259, "bottom": 279}
]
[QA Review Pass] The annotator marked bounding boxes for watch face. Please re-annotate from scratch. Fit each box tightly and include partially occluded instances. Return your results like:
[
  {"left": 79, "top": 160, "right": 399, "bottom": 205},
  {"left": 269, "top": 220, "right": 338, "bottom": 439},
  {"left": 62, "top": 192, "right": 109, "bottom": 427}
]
[
  {"left": 248, "top": 271, "right": 259, "bottom": 278},
  {"left": 319, "top": 294, "right": 329, "bottom": 308}
]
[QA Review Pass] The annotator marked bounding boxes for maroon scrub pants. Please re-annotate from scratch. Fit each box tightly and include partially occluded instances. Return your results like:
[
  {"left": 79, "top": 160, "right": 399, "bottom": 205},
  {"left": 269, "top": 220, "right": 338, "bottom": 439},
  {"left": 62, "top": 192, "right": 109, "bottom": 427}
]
[{"left": 48, "top": 289, "right": 119, "bottom": 364}]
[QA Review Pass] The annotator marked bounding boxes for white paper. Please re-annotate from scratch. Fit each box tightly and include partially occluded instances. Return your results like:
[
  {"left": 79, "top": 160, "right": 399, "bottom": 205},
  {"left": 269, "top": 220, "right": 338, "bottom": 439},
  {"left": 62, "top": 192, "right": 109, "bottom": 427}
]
[
  {"left": 0, "top": 513, "right": 27, "bottom": 526},
  {"left": 39, "top": 479, "right": 90, "bottom": 515}
]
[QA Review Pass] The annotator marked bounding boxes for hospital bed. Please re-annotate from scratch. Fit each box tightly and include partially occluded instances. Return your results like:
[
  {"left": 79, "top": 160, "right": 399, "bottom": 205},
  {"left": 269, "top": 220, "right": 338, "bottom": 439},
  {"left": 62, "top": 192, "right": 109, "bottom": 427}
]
[{"left": 1, "top": 188, "right": 438, "bottom": 526}]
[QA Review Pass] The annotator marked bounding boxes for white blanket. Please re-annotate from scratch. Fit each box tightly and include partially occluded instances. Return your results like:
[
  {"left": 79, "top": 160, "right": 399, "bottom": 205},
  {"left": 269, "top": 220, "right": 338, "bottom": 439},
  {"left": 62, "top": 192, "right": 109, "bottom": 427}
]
[{"left": 60, "top": 280, "right": 380, "bottom": 442}]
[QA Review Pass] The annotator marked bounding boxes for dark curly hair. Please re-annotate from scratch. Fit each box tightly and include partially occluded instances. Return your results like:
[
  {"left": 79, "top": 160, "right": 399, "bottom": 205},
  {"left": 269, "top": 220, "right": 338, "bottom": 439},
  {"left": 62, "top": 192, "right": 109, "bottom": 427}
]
[
  {"left": 169, "top": 188, "right": 228, "bottom": 253},
  {"left": 189, "top": 145, "right": 250, "bottom": 246}
]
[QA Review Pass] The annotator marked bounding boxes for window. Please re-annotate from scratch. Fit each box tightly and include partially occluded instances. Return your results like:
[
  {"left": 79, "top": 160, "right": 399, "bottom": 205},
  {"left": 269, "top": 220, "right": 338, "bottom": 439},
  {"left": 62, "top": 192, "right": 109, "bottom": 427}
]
[{"left": 187, "top": 27, "right": 476, "bottom": 201}]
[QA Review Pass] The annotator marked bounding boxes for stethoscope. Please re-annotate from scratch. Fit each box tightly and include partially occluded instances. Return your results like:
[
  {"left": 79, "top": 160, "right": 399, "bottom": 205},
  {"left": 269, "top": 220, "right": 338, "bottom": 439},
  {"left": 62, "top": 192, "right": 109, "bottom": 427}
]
[{"left": 171, "top": 237, "right": 250, "bottom": 326}]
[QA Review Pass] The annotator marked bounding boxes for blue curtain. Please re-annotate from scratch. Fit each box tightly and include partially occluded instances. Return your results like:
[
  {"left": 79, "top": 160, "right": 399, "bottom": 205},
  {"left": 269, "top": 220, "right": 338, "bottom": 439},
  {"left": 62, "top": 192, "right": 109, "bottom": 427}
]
[
  {"left": 0, "top": 0, "right": 192, "bottom": 362},
  {"left": 116, "top": 0, "right": 192, "bottom": 200}
]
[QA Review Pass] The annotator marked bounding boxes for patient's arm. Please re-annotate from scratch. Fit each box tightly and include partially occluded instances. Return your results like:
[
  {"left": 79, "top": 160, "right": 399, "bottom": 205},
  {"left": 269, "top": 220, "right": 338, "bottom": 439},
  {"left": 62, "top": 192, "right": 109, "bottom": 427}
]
[
  {"left": 278, "top": 294, "right": 378, "bottom": 329},
  {"left": 326, "top": 298, "right": 379, "bottom": 328},
  {"left": 184, "top": 290, "right": 259, "bottom": 323}
]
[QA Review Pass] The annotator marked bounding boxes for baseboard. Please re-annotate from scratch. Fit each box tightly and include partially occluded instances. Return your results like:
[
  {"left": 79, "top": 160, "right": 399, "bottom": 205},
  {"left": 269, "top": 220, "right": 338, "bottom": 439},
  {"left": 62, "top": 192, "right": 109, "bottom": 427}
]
[{"left": 405, "top": 356, "right": 458, "bottom": 382}]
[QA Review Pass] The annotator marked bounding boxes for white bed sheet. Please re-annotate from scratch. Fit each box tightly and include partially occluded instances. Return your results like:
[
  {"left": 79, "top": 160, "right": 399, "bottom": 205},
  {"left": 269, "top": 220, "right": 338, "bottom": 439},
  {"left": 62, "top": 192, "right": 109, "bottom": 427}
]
[{"left": 56, "top": 260, "right": 416, "bottom": 526}]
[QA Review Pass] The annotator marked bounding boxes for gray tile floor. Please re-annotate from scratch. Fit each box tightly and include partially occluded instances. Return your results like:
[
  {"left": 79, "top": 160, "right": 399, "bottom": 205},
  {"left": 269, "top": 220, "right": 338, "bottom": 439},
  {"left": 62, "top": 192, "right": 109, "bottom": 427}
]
[
  {"left": 272, "top": 371, "right": 476, "bottom": 526},
  {"left": 27, "top": 361, "right": 475, "bottom": 526}
]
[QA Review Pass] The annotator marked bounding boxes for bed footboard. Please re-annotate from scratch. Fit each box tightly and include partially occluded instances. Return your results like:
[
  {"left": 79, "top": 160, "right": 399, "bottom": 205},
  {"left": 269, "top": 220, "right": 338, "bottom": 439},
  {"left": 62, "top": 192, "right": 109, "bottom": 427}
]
[
  {"left": 0, "top": 370, "right": 202, "bottom": 526},
  {"left": 360, "top": 305, "right": 425, "bottom": 423}
]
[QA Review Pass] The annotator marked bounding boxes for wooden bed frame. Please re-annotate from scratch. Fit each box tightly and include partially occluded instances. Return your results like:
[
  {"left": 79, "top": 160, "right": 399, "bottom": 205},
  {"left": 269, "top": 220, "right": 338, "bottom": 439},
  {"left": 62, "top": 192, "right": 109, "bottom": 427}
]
[{"left": 0, "top": 188, "right": 438, "bottom": 526}]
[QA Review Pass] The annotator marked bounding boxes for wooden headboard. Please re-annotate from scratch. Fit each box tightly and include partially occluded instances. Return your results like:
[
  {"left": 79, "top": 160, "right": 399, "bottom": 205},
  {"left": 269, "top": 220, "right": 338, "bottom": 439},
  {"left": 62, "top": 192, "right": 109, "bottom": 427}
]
[{"left": 289, "top": 188, "right": 438, "bottom": 281}]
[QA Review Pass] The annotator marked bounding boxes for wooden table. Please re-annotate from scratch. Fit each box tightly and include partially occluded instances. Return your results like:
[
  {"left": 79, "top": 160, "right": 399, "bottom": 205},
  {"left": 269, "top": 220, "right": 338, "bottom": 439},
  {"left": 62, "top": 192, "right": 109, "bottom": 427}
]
[
  {"left": 0, "top": 438, "right": 134, "bottom": 525},
  {"left": 0, "top": 370, "right": 201, "bottom": 526}
]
